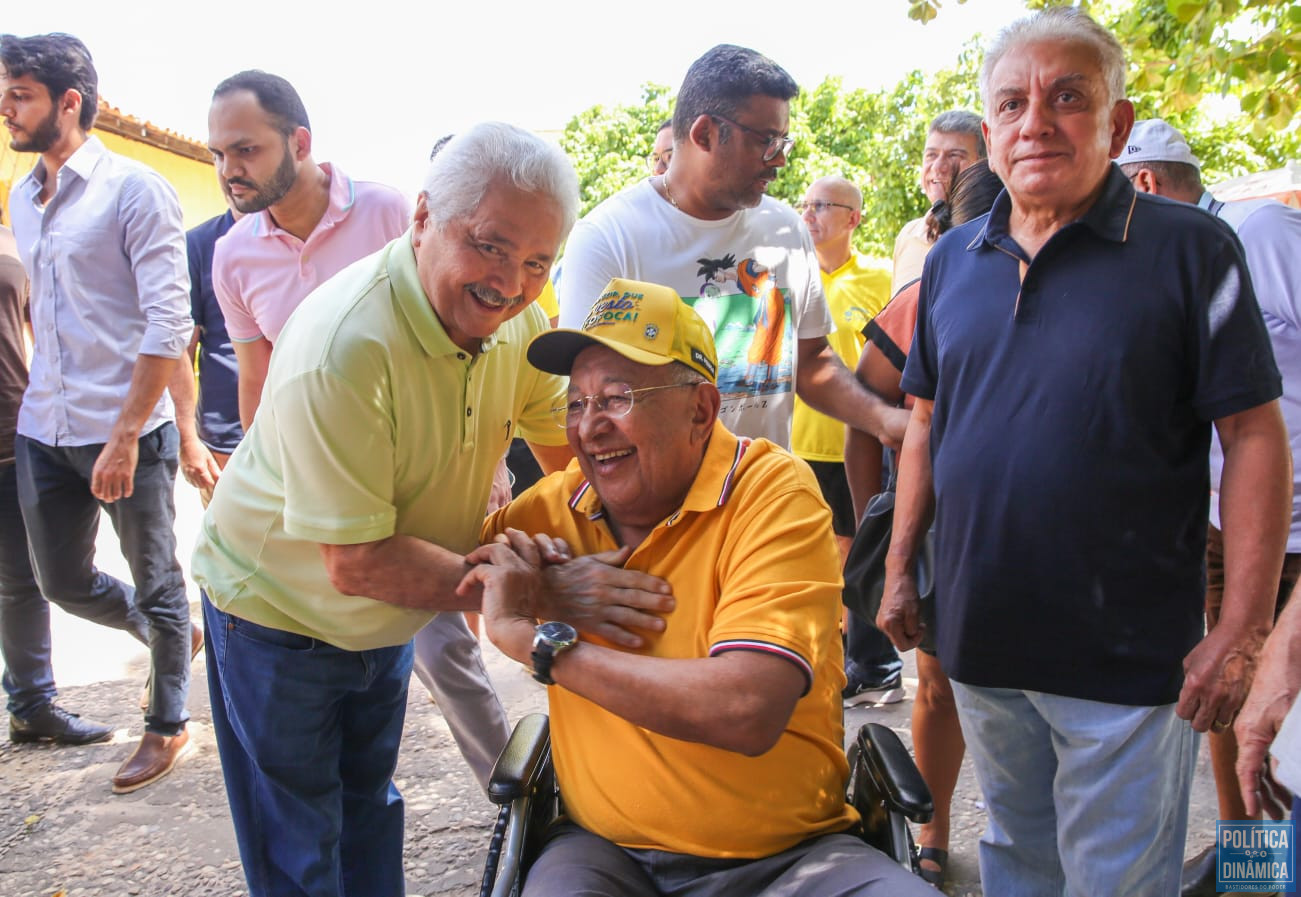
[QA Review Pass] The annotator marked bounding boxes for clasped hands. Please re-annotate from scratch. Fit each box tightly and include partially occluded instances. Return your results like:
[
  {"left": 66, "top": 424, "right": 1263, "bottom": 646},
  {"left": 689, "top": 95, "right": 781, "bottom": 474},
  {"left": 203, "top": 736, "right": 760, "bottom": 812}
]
[{"left": 456, "top": 528, "right": 674, "bottom": 663}]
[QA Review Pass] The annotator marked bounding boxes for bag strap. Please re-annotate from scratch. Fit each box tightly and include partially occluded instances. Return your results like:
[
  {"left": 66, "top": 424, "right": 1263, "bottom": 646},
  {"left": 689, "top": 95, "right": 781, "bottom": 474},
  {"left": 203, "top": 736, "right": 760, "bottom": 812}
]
[{"left": 882, "top": 447, "right": 900, "bottom": 493}]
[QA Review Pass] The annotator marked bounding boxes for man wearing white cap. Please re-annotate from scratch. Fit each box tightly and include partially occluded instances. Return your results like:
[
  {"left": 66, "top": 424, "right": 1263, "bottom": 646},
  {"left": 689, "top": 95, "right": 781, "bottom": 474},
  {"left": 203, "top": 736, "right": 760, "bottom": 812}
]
[
  {"left": 466, "top": 277, "right": 933, "bottom": 896},
  {"left": 1122, "top": 118, "right": 1301, "bottom": 897}
]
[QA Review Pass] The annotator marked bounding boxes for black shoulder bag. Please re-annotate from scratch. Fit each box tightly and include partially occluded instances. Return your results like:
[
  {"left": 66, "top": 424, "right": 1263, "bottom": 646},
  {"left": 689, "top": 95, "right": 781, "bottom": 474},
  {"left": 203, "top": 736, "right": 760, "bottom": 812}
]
[{"left": 842, "top": 453, "right": 937, "bottom": 654}]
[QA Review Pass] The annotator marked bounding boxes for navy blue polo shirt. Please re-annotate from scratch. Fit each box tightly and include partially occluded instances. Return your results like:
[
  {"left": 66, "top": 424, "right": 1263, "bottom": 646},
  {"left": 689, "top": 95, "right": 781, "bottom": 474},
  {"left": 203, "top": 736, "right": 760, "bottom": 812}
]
[
  {"left": 901, "top": 165, "right": 1281, "bottom": 706},
  {"left": 186, "top": 211, "right": 244, "bottom": 454}
]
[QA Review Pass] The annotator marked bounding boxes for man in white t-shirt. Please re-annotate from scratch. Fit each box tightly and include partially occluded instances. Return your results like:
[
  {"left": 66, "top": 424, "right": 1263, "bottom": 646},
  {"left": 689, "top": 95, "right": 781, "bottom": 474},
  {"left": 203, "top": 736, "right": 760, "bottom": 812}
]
[{"left": 557, "top": 44, "right": 907, "bottom": 453}]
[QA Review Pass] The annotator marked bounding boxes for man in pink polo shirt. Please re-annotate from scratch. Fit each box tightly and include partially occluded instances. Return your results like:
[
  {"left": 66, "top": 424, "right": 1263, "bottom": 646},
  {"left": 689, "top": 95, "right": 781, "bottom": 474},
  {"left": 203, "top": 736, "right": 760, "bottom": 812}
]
[
  {"left": 207, "top": 70, "right": 410, "bottom": 431},
  {"left": 206, "top": 71, "right": 512, "bottom": 793}
]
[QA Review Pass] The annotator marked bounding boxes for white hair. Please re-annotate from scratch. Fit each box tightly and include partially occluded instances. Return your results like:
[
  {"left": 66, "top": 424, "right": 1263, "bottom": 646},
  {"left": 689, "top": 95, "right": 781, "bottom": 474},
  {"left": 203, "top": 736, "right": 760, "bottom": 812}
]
[
  {"left": 421, "top": 121, "right": 580, "bottom": 238},
  {"left": 979, "top": 6, "right": 1127, "bottom": 113}
]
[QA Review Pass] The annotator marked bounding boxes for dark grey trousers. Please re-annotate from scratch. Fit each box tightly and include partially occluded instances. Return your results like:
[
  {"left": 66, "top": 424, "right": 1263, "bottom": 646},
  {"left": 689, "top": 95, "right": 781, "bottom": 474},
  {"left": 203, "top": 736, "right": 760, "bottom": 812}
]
[
  {"left": 523, "top": 822, "right": 935, "bottom": 897},
  {"left": 15, "top": 425, "right": 190, "bottom": 734}
]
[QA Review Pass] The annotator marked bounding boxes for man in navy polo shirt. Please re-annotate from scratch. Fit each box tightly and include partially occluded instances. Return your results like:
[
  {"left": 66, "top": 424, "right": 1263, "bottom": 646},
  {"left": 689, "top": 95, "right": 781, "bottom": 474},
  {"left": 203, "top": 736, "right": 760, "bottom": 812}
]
[{"left": 878, "top": 8, "right": 1290, "bottom": 897}]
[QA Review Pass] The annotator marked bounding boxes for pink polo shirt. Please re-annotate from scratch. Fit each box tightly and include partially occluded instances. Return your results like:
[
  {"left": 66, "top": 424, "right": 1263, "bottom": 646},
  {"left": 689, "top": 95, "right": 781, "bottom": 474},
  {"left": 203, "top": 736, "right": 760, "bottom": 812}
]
[{"left": 212, "top": 163, "right": 410, "bottom": 343}]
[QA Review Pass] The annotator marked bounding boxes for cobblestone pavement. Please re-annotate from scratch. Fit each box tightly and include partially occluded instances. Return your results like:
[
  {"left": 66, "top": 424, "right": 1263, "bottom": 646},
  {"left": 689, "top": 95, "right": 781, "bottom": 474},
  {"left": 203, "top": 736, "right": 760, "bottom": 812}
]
[{"left": 0, "top": 486, "right": 1220, "bottom": 897}]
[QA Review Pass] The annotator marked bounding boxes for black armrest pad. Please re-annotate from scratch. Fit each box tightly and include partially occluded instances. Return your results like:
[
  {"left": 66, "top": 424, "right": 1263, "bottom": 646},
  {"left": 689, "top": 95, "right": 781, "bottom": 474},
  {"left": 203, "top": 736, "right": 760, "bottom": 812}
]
[
  {"left": 488, "top": 713, "right": 551, "bottom": 805},
  {"left": 859, "top": 722, "right": 934, "bottom": 824}
]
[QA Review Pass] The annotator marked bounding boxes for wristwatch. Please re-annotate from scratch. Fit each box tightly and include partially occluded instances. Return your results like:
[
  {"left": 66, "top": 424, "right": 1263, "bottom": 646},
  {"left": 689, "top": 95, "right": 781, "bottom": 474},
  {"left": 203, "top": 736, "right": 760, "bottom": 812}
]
[{"left": 531, "top": 621, "right": 579, "bottom": 686}]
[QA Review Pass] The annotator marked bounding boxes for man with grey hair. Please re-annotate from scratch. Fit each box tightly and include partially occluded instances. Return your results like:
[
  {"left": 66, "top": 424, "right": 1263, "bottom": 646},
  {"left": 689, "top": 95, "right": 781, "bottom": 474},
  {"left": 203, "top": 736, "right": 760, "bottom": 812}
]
[
  {"left": 208, "top": 77, "right": 512, "bottom": 799},
  {"left": 879, "top": 8, "right": 1289, "bottom": 896},
  {"left": 890, "top": 109, "right": 985, "bottom": 295},
  {"left": 1122, "top": 118, "right": 1301, "bottom": 897},
  {"left": 192, "top": 122, "right": 675, "bottom": 897}
]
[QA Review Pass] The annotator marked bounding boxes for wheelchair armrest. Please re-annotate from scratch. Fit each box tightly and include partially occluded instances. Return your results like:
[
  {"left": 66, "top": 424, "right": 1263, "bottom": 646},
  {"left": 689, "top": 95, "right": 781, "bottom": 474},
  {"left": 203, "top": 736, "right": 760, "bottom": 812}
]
[
  {"left": 857, "top": 722, "right": 934, "bottom": 824},
  {"left": 488, "top": 713, "right": 551, "bottom": 806}
]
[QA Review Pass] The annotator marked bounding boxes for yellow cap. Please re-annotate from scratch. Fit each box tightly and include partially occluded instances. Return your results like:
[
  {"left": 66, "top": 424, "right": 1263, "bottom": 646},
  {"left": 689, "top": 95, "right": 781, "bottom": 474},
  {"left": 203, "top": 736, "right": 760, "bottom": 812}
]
[{"left": 527, "top": 278, "right": 718, "bottom": 382}]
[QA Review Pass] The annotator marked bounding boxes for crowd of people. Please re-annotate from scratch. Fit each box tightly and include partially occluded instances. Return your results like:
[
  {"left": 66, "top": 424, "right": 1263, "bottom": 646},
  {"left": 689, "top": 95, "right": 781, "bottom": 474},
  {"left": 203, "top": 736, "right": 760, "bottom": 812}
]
[{"left": 2, "top": 5, "right": 1300, "bottom": 897}]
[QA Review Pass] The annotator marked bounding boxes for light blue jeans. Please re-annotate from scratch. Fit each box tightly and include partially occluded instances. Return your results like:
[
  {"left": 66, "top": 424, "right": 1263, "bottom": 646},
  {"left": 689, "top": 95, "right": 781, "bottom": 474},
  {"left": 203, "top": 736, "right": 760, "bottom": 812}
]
[{"left": 951, "top": 681, "right": 1196, "bottom": 897}]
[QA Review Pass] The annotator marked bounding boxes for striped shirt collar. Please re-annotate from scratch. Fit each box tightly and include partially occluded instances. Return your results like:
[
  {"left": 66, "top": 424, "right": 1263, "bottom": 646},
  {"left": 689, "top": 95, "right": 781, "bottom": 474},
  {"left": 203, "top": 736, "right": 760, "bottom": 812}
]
[{"left": 566, "top": 420, "right": 752, "bottom": 523}]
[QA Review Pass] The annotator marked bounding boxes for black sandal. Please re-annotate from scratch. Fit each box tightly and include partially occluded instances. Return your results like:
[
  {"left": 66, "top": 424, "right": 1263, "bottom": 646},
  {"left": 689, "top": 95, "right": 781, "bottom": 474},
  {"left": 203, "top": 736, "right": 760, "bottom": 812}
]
[{"left": 916, "top": 846, "right": 948, "bottom": 887}]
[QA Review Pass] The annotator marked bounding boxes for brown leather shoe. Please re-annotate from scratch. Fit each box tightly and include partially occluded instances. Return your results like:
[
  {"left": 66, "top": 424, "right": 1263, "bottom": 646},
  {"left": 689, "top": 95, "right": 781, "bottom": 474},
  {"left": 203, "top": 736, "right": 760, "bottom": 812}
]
[
  {"left": 111, "top": 729, "right": 191, "bottom": 794},
  {"left": 189, "top": 621, "right": 204, "bottom": 661},
  {"left": 139, "top": 622, "right": 205, "bottom": 710}
]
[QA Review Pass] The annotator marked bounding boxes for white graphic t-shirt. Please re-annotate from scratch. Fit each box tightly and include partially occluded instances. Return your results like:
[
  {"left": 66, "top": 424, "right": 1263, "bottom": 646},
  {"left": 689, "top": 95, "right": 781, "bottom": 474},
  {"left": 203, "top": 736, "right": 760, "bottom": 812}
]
[{"left": 557, "top": 180, "right": 831, "bottom": 448}]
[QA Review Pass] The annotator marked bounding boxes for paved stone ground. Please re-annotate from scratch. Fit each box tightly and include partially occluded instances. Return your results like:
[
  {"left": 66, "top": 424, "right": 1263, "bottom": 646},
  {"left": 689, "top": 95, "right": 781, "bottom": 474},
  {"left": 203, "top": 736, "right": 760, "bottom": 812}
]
[{"left": 0, "top": 484, "right": 1221, "bottom": 897}]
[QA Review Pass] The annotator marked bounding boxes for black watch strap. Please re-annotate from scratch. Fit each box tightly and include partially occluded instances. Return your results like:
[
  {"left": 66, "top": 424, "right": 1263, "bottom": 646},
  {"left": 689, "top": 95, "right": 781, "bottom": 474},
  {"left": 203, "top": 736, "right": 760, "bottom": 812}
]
[
  {"left": 531, "top": 621, "right": 578, "bottom": 685},
  {"left": 532, "top": 642, "right": 560, "bottom": 686}
]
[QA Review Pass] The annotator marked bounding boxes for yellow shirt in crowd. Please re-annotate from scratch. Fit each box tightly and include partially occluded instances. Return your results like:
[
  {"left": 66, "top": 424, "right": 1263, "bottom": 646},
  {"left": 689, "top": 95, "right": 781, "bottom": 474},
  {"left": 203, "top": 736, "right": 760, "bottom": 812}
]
[
  {"left": 790, "top": 254, "right": 891, "bottom": 462},
  {"left": 483, "top": 422, "right": 857, "bottom": 858}
]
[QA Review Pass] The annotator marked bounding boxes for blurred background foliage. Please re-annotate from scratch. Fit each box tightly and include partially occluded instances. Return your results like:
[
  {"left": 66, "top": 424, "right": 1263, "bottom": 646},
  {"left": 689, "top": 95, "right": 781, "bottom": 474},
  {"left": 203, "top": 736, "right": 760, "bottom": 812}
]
[{"left": 560, "top": 0, "right": 1299, "bottom": 256}]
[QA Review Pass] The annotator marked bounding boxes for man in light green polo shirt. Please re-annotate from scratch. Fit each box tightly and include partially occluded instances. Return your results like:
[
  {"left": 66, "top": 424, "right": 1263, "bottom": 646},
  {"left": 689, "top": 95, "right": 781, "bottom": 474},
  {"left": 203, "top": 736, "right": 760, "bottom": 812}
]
[{"left": 191, "top": 122, "right": 675, "bottom": 897}]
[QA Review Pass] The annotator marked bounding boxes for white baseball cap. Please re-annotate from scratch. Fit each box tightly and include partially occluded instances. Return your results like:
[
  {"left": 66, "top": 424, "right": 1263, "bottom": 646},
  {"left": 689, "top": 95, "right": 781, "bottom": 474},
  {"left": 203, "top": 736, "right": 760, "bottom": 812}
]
[{"left": 1122, "top": 119, "right": 1201, "bottom": 170}]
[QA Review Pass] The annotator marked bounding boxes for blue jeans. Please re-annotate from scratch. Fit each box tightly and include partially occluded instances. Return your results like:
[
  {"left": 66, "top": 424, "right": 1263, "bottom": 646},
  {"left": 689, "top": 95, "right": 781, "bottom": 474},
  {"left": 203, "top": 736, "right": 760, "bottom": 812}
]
[
  {"left": 951, "top": 681, "right": 1196, "bottom": 897},
  {"left": 14, "top": 426, "right": 190, "bottom": 733},
  {"left": 205, "top": 599, "right": 413, "bottom": 897},
  {"left": 844, "top": 613, "right": 902, "bottom": 687},
  {"left": 0, "top": 460, "right": 55, "bottom": 717}
]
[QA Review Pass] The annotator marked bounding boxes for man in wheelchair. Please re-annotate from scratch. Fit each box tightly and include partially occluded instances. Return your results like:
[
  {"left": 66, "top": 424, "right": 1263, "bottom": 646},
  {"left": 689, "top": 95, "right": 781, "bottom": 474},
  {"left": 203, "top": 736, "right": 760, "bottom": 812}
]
[{"left": 462, "top": 279, "right": 934, "bottom": 896}]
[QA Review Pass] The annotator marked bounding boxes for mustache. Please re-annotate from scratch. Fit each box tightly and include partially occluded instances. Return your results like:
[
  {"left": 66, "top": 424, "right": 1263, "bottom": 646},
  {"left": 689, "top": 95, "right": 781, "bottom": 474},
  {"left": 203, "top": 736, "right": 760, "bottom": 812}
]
[
  {"left": 224, "top": 177, "right": 257, "bottom": 190},
  {"left": 469, "top": 284, "right": 526, "bottom": 310}
]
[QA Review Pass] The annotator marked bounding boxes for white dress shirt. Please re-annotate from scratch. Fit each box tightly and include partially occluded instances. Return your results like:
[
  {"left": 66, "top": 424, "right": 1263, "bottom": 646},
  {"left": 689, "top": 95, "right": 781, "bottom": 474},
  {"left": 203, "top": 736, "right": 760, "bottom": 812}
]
[{"left": 9, "top": 136, "right": 192, "bottom": 446}]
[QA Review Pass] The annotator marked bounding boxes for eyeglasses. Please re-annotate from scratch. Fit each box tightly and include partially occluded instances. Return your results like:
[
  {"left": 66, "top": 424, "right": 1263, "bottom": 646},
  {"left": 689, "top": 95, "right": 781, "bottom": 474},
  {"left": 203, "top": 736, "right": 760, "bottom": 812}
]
[
  {"left": 646, "top": 148, "right": 673, "bottom": 173},
  {"left": 552, "top": 382, "right": 696, "bottom": 428},
  {"left": 795, "top": 200, "right": 855, "bottom": 215},
  {"left": 708, "top": 113, "right": 794, "bottom": 163}
]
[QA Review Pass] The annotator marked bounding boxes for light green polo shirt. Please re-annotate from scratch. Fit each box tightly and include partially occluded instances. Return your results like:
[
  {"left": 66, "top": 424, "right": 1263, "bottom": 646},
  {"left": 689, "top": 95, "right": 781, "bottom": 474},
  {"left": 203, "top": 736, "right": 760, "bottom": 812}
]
[{"left": 191, "top": 232, "right": 568, "bottom": 650}]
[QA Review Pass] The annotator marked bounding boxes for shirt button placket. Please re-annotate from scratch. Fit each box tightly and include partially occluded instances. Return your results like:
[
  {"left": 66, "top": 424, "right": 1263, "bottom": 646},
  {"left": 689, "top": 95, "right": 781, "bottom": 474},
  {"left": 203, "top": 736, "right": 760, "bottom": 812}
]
[{"left": 461, "top": 354, "right": 475, "bottom": 449}]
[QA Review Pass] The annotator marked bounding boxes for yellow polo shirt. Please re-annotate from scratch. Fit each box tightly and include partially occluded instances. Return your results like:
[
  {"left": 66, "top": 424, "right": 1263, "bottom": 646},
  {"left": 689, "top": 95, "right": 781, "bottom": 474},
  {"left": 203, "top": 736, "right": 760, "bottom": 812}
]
[
  {"left": 790, "top": 254, "right": 891, "bottom": 462},
  {"left": 482, "top": 422, "right": 856, "bottom": 857},
  {"left": 192, "top": 233, "right": 567, "bottom": 650}
]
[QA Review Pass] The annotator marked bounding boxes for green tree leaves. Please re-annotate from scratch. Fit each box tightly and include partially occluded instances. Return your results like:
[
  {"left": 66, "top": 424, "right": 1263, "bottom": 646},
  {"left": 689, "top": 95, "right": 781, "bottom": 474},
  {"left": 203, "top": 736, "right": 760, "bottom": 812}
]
[
  {"left": 558, "top": 84, "right": 673, "bottom": 218},
  {"left": 1117, "top": 0, "right": 1300, "bottom": 134},
  {"left": 559, "top": 1, "right": 1297, "bottom": 255}
]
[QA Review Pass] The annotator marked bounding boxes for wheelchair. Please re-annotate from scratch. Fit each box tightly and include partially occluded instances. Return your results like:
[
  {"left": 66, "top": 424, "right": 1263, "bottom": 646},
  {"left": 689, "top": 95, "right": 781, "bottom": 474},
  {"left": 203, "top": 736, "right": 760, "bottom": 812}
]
[{"left": 479, "top": 713, "right": 934, "bottom": 897}]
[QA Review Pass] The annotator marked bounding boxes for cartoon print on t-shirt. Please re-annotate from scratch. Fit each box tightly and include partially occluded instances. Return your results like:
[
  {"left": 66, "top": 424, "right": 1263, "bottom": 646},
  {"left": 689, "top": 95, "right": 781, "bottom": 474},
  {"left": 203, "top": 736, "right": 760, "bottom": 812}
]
[{"left": 688, "top": 254, "right": 793, "bottom": 400}]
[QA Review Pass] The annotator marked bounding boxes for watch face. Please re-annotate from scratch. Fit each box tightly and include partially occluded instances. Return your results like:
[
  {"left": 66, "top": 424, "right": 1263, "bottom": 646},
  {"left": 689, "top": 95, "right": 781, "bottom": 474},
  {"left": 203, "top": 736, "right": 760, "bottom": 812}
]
[{"left": 536, "top": 620, "right": 578, "bottom": 647}]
